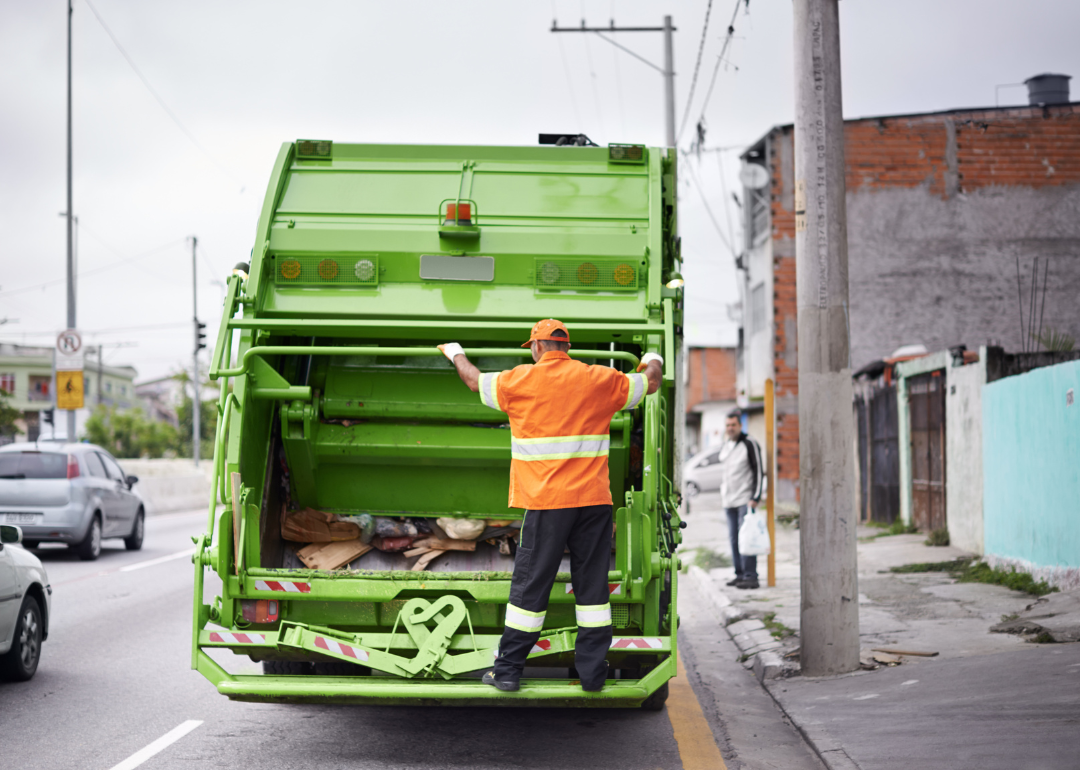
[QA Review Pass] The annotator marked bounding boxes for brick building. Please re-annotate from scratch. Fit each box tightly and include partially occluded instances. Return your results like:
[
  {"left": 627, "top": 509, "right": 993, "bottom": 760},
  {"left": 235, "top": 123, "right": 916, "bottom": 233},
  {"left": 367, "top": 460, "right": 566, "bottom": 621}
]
[
  {"left": 684, "top": 346, "right": 738, "bottom": 459},
  {"left": 738, "top": 79, "right": 1080, "bottom": 503}
]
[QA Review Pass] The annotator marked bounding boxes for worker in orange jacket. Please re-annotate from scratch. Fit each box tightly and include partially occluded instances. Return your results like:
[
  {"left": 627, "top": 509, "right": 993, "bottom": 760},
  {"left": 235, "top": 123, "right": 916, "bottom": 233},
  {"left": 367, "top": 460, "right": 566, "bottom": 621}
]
[{"left": 439, "top": 319, "right": 662, "bottom": 692}]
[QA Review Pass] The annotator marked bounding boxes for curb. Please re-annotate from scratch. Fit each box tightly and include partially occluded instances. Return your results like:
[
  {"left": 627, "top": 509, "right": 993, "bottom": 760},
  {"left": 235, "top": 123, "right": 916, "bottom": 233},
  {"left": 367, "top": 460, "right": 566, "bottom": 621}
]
[{"left": 686, "top": 565, "right": 785, "bottom": 681}]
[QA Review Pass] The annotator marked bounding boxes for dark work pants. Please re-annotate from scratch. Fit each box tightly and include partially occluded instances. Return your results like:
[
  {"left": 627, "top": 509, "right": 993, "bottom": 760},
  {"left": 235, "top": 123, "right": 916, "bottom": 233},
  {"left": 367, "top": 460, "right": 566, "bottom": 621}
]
[
  {"left": 494, "top": 504, "right": 613, "bottom": 689},
  {"left": 726, "top": 505, "right": 758, "bottom": 580}
]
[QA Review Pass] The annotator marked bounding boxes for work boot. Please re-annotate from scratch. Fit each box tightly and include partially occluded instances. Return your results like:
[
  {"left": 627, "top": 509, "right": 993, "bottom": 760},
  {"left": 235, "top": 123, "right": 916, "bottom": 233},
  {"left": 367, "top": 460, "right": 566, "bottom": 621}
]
[
  {"left": 482, "top": 670, "right": 519, "bottom": 692},
  {"left": 736, "top": 578, "right": 760, "bottom": 589},
  {"left": 581, "top": 661, "right": 609, "bottom": 692},
  {"left": 726, "top": 577, "right": 742, "bottom": 587}
]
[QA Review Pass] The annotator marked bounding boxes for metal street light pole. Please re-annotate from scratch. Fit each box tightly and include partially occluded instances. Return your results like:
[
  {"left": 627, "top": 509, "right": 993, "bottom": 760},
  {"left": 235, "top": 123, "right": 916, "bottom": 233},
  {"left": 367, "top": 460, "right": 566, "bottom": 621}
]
[
  {"left": 191, "top": 236, "right": 200, "bottom": 468},
  {"left": 65, "top": 0, "right": 76, "bottom": 442},
  {"left": 792, "top": 0, "right": 860, "bottom": 676}
]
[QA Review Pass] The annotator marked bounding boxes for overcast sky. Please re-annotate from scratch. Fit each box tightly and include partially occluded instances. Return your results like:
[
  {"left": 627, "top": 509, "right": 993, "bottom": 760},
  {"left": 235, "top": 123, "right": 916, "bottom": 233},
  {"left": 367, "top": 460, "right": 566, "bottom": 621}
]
[{"left": 2, "top": 0, "right": 1078, "bottom": 382}]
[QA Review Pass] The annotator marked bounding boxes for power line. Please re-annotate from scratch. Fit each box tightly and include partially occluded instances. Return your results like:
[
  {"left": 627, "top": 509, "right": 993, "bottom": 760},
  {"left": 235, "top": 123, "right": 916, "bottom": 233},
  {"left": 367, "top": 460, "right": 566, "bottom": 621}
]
[
  {"left": 0, "top": 239, "right": 182, "bottom": 298},
  {"left": 80, "top": 0, "right": 246, "bottom": 192},
  {"left": 676, "top": 0, "right": 715, "bottom": 144},
  {"left": 552, "top": 3, "right": 583, "bottom": 127},
  {"left": 692, "top": 0, "right": 745, "bottom": 140},
  {"left": 579, "top": 3, "right": 607, "bottom": 138},
  {"left": 682, "top": 155, "right": 736, "bottom": 259}
]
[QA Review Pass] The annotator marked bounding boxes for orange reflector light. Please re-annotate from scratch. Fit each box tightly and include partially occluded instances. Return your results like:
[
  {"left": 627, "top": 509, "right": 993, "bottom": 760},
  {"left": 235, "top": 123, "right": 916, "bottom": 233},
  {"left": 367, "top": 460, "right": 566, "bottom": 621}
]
[
  {"left": 318, "top": 259, "right": 339, "bottom": 280},
  {"left": 446, "top": 202, "right": 472, "bottom": 222},
  {"left": 614, "top": 264, "right": 635, "bottom": 286},
  {"left": 577, "top": 262, "right": 599, "bottom": 284},
  {"left": 281, "top": 259, "right": 301, "bottom": 280},
  {"left": 240, "top": 600, "right": 279, "bottom": 623}
]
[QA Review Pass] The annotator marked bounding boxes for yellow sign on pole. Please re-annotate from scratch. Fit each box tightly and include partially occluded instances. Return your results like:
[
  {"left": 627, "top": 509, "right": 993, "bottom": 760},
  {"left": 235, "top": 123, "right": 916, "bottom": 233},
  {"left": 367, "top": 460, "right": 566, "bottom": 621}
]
[{"left": 56, "top": 370, "right": 85, "bottom": 410}]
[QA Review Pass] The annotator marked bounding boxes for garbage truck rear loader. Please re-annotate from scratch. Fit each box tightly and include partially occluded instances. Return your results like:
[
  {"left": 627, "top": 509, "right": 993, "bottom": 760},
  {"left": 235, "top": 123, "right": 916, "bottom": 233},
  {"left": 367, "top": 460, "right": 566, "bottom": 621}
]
[{"left": 192, "top": 139, "right": 686, "bottom": 708}]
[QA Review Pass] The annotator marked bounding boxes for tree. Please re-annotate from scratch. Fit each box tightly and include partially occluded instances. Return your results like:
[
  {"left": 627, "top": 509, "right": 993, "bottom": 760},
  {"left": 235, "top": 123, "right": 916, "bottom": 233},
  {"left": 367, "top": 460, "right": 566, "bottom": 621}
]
[
  {"left": 0, "top": 388, "right": 22, "bottom": 442},
  {"left": 83, "top": 405, "right": 179, "bottom": 459},
  {"left": 176, "top": 389, "right": 218, "bottom": 461}
]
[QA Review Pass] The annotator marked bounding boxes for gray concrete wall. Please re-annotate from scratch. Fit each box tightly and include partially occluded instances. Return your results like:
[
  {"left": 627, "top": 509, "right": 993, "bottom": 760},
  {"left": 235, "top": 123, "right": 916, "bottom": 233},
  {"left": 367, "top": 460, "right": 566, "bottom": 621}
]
[
  {"left": 847, "top": 184, "right": 1080, "bottom": 370},
  {"left": 119, "top": 458, "right": 214, "bottom": 515},
  {"left": 946, "top": 358, "right": 986, "bottom": 554}
]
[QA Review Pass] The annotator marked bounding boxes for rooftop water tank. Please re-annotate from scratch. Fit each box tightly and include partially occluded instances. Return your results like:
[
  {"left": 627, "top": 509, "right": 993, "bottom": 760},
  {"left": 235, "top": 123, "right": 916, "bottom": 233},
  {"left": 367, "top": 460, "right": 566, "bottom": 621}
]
[{"left": 1024, "top": 73, "right": 1071, "bottom": 105}]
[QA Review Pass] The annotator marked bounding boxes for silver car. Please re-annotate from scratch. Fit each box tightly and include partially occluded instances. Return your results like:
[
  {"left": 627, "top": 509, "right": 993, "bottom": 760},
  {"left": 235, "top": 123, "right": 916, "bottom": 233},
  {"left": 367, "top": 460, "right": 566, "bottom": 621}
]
[
  {"left": 0, "top": 443, "right": 144, "bottom": 561},
  {"left": 0, "top": 524, "right": 51, "bottom": 680}
]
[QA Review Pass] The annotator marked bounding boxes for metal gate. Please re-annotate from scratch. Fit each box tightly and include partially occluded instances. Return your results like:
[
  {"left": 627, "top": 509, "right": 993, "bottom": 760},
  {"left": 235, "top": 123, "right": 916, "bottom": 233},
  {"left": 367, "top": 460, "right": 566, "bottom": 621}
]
[
  {"left": 856, "top": 383, "right": 900, "bottom": 524},
  {"left": 908, "top": 371, "right": 946, "bottom": 532}
]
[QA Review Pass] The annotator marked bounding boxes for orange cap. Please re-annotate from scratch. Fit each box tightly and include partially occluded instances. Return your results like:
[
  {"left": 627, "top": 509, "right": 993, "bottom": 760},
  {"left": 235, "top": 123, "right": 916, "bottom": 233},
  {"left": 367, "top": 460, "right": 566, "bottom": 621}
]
[{"left": 522, "top": 318, "right": 570, "bottom": 347}]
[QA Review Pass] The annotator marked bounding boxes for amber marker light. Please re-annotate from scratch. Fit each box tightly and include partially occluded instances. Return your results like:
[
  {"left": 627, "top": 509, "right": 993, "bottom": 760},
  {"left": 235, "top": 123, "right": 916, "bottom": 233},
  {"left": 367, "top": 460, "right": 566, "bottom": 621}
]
[
  {"left": 614, "top": 263, "right": 636, "bottom": 286},
  {"left": 577, "top": 262, "right": 599, "bottom": 284},
  {"left": 280, "top": 259, "right": 301, "bottom": 280},
  {"left": 318, "top": 259, "right": 339, "bottom": 280}
]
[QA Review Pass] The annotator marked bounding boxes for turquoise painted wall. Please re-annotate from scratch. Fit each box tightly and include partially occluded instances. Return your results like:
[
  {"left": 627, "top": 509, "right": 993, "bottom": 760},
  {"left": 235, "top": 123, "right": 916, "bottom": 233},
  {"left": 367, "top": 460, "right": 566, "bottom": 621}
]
[{"left": 983, "top": 360, "right": 1080, "bottom": 569}]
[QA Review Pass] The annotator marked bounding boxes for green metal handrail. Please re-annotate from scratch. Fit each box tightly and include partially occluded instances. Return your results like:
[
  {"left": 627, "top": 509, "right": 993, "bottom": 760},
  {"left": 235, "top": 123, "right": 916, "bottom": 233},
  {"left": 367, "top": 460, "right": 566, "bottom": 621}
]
[{"left": 211, "top": 345, "right": 640, "bottom": 379}]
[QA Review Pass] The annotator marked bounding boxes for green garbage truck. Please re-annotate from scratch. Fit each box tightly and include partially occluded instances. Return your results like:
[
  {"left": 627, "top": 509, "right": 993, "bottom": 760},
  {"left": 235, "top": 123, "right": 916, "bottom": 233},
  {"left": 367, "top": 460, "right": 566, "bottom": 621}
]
[{"left": 192, "top": 137, "right": 686, "bottom": 708}]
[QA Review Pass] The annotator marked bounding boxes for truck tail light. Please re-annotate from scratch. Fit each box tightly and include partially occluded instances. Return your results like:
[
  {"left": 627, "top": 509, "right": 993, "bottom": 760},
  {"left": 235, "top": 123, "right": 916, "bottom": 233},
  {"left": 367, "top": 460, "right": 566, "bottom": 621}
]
[
  {"left": 66, "top": 454, "right": 80, "bottom": 479},
  {"left": 241, "top": 600, "right": 279, "bottom": 623},
  {"left": 445, "top": 202, "right": 472, "bottom": 224}
]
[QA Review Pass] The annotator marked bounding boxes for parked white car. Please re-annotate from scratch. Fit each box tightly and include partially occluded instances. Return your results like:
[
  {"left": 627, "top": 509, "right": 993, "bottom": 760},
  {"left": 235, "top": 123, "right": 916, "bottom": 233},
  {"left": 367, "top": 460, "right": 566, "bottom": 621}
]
[
  {"left": 683, "top": 446, "right": 724, "bottom": 498},
  {"left": 0, "top": 524, "right": 51, "bottom": 681}
]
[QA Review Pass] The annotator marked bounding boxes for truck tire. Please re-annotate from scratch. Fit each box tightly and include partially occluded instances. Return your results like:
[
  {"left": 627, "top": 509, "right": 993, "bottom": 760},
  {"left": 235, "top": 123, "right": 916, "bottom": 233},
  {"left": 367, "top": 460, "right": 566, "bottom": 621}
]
[
  {"left": 74, "top": 515, "right": 102, "bottom": 561},
  {"left": 640, "top": 682, "right": 669, "bottom": 711},
  {"left": 262, "top": 660, "right": 313, "bottom": 675},
  {"left": 0, "top": 595, "right": 43, "bottom": 681},
  {"left": 124, "top": 509, "right": 145, "bottom": 551},
  {"left": 314, "top": 661, "right": 370, "bottom": 676}
]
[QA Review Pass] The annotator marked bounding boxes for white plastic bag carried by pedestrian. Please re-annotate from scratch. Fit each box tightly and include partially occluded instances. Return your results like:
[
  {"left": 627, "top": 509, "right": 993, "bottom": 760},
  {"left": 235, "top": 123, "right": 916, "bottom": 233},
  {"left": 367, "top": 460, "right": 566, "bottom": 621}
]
[{"left": 738, "top": 508, "right": 771, "bottom": 556}]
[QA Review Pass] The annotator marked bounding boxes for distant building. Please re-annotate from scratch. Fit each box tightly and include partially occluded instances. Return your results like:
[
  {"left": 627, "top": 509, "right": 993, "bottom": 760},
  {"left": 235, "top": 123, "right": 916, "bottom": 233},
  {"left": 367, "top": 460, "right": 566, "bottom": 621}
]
[
  {"left": 0, "top": 343, "right": 138, "bottom": 442},
  {"left": 684, "top": 347, "right": 739, "bottom": 458},
  {"left": 738, "top": 75, "right": 1080, "bottom": 504}
]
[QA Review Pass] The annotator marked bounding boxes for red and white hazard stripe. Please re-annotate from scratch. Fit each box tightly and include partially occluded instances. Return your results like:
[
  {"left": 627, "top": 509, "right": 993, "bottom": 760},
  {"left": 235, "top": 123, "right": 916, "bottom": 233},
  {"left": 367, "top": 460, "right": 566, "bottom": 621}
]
[
  {"left": 254, "top": 579, "right": 311, "bottom": 593},
  {"left": 565, "top": 583, "right": 622, "bottom": 596},
  {"left": 610, "top": 637, "right": 663, "bottom": 649},
  {"left": 314, "top": 635, "right": 369, "bottom": 662},
  {"left": 208, "top": 632, "right": 266, "bottom": 645},
  {"left": 529, "top": 640, "right": 552, "bottom": 655}
]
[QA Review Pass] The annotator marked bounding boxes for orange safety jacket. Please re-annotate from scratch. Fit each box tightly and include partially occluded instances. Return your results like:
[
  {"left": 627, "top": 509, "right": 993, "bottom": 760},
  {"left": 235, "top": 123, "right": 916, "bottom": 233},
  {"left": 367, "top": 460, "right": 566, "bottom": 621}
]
[{"left": 478, "top": 350, "right": 649, "bottom": 510}]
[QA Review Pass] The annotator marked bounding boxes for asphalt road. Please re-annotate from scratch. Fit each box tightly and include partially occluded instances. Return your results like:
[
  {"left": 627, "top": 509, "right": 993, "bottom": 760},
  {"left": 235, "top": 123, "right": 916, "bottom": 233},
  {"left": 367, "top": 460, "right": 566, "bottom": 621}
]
[{"left": 1, "top": 510, "right": 821, "bottom": 770}]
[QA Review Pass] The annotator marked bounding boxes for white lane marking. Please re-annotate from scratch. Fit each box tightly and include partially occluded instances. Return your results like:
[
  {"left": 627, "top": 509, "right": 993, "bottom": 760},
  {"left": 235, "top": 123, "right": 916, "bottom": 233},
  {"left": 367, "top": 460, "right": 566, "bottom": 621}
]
[
  {"left": 120, "top": 548, "right": 196, "bottom": 572},
  {"left": 108, "top": 720, "right": 203, "bottom": 770},
  {"left": 902, "top": 679, "right": 919, "bottom": 686},
  {"left": 853, "top": 693, "right": 880, "bottom": 700}
]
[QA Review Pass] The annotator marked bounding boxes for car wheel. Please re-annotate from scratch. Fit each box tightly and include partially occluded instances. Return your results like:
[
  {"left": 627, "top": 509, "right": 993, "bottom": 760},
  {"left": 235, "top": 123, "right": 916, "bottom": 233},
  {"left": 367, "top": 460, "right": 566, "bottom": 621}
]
[
  {"left": 75, "top": 515, "right": 102, "bottom": 561},
  {"left": 0, "top": 595, "right": 43, "bottom": 681},
  {"left": 124, "top": 509, "right": 145, "bottom": 551},
  {"left": 640, "top": 682, "right": 669, "bottom": 711},
  {"left": 685, "top": 481, "right": 701, "bottom": 498}
]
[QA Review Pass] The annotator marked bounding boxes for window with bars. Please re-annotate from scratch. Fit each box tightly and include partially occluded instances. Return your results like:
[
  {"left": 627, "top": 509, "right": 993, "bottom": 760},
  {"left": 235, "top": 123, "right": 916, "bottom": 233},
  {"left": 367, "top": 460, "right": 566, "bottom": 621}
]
[{"left": 0, "top": 373, "right": 14, "bottom": 396}]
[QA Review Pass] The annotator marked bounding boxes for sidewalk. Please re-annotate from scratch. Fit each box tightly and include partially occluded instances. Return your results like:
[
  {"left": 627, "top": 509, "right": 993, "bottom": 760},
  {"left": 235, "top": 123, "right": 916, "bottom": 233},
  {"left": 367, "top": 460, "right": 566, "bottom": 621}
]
[{"left": 682, "top": 492, "right": 1080, "bottom": 770}]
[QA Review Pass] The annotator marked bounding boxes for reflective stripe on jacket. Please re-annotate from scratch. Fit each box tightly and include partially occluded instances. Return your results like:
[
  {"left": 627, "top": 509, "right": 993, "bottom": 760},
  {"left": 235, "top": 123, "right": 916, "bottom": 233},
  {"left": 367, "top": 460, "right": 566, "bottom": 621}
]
[{"left": 478, "top": 351, "right": 648, "bottom": 509}]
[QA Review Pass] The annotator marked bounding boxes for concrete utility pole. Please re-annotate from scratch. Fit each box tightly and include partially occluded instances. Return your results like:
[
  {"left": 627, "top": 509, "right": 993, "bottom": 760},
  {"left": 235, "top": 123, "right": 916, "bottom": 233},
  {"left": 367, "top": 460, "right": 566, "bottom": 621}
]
[
  {"left": 550, "top": 17, "right": 677, "bottom": 147},
  {"left": 65, "top": 0, "right": 76, "bottom": 443},
  {"left": 792, "top": 0, "right": 860, "bottom": 676},
  {"left": 191, "top": 236, "right": 200, "bottom": 468}
]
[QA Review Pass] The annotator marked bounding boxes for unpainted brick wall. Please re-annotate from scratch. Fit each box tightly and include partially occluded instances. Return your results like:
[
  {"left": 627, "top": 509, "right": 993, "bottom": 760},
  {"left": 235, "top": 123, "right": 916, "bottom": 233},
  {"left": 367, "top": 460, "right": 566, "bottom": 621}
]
[
  {"left": 765, "top": 104, "right": 1080, "bottom": 504},
  {"left": 685, "top": 347, "right": 737, "bottom": 409}
]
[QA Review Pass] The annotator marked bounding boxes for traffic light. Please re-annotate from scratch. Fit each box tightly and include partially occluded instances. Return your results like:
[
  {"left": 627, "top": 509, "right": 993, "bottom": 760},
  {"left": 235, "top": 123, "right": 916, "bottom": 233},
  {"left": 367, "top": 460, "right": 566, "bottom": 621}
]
[
  {"left": 42, "top": 408, "right": 54, "bottom": 426},
  {"left": 194, "top": 320, "right": 207, "bottom": 354}
]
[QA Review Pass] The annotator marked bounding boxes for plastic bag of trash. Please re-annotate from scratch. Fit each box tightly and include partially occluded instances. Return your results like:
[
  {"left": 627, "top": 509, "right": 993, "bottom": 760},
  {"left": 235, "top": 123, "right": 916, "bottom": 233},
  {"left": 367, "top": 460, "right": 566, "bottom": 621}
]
[
  {"left": 334, "top": 513, "right": 375, "bottom": 543},
  {"left": 373, "top": 517, "right": 419, "bottom": 538},
  {"left": 436, "top": 517, "right": 487, "bottom": 541},
  {"left": 738, "top": 508, "right": 772, "bottom": 556}
]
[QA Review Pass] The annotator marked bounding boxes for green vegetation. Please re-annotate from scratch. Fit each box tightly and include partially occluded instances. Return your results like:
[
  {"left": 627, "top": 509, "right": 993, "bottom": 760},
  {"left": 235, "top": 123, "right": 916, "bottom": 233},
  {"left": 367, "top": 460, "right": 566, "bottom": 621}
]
[
  {"left": 176, "top": 391, "right": 218, "bottom": 461},
  {"left": 762, "top": 611, "right": 796, "bottom": 640},
  {"left": 680, "top": 547, "right": 732, "bottom": 573},
  {"left": 0, "top": 388, "right": 22, "bottom": 442},
  {"left": 1035, "top": 327, "right": 1076, "bottom": 352},
  {"left": 890, "top": 558, "right": 1058, "bottom": 596},
  {"left": 861, "top": 519, "right": 919, "bottom": 541},
  {"left": 925, "top": 527, "right": 951, "bottom": 546},
  {"left": 84, "top": 406, "right": 179, "bottom": 459}
]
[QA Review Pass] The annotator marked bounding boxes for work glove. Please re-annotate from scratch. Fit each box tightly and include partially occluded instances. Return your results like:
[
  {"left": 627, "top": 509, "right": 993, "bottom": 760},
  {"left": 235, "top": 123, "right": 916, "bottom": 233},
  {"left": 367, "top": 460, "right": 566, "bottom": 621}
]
[
  {"left": 438, "top": 343, "right": 465, "bottom": 362},
  {"left": 636, "top": 352, "right": 663, "bottom": 373}
]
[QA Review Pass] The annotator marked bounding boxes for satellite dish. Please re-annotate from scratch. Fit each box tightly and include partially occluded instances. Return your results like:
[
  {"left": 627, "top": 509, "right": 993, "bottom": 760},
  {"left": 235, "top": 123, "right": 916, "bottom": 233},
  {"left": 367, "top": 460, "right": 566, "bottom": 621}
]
[{"left": 739, "top": 163, "right": 770, "bottom": 190}]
